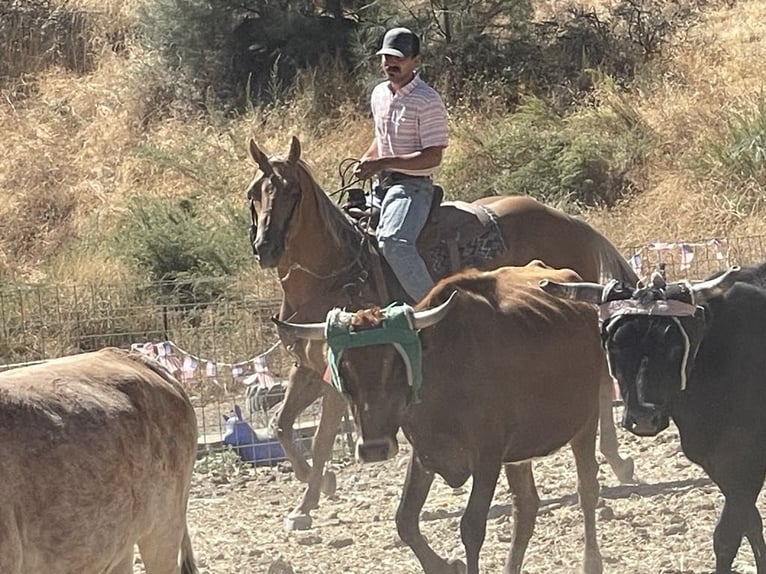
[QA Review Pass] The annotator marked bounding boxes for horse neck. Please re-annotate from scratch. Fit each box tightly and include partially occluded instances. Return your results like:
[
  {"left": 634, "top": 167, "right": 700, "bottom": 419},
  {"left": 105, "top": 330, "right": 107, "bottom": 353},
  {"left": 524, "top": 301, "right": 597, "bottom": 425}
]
[{"left": 277, "top": 176, "right": 367, "bottom": 307}]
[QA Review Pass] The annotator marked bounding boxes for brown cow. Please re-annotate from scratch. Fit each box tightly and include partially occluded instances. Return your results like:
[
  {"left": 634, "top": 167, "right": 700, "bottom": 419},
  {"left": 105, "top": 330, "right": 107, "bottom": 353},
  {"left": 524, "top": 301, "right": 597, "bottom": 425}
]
[
  {"left": 0, "top": 347, "right": 198, "bottom": 574},
  {"left": 275, "top": 262, "right": 605, "bottom": 574}
]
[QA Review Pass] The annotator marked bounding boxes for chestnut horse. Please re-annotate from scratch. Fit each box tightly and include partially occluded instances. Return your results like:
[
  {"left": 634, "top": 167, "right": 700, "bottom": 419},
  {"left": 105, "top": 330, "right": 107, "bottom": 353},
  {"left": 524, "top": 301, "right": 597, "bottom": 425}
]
[{"left": 246, "top": 136, "right": 637, "bottom": 530}]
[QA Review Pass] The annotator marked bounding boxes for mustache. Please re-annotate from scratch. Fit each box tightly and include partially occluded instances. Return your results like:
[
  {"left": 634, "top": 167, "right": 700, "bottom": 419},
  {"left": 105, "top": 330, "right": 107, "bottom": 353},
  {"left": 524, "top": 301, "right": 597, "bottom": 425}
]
[{"left": 385, "top": 67, "right": 401, "bottom": 73}]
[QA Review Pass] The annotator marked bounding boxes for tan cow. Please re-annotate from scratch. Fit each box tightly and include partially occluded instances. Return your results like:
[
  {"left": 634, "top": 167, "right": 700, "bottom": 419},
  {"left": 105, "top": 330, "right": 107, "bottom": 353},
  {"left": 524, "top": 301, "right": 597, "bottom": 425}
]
[{"left": 0, "top": 347, "right": 198, "bottom": 574}]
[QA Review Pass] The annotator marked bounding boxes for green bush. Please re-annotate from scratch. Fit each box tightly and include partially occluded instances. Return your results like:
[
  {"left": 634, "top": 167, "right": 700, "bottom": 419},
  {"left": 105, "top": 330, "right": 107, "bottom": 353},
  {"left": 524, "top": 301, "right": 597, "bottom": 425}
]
[
  {"left": 443, "top": 92, "right": 649, "bottom": 208},
  {"left": 697, "top": 96, "right": 766, "bottom": 210},
  {"left": 111, "top": 195, "right": 252, "bottom": 299}
]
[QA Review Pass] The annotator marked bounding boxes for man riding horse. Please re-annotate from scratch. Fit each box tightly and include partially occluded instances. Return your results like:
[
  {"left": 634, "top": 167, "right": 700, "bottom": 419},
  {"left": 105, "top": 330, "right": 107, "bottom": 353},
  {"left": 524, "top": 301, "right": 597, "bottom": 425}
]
[{"left": 354, "top": 27, "right": 448, "bottom": 302}]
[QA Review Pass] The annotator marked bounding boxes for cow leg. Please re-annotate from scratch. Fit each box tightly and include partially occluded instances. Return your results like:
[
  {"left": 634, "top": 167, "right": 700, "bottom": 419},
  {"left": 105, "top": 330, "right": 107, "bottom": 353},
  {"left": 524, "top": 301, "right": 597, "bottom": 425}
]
[
  {"left": 285, "top": 382, "right": 347, "bottom": 531},
  {"left": 275, "top": 365, "right": 323, "bottom": 483},
  {"left": 744, "top": 505, "right": 766, "bottom": 573},
  {"left": 712, "top": 488, "right": 766, "bottom": 573},
  {"left": 138, "top": 516, "right": 187, "bottom": 574},
  {"left": 570, "top": 412, "right": 603, "bottom": 574},
  {"left": 396, "top": 452, "right": 463, "bottom": 573},
  {"left": 702, "top": 436, "right": 766, "bottom": 574},
  {"left": 502, "top": 461, "right": 539, "bottom": 574},
  {"left": 461, "top": 453, "right": 502, "bottom": 574},
  {"left": 107, "top": 552, "right": 134, "bottom": 574},
  {"left": 713, "top": 496, "right": 749, "bottom": 573},
  {"left": 598, "top": 370, "right": 634, "bottom": 484},
  {"left": 0, "top": 518, "right": 22, "bottom": 574}
]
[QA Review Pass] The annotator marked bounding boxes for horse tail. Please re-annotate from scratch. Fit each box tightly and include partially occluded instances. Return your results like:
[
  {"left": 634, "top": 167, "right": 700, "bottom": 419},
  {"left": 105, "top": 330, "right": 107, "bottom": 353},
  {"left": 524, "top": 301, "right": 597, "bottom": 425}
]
[
  {"left": 180, "top": 525, "right": 198, "bottom": 574},
  {"left": 576, "top": 218, "right": 639, "bottom": 287}
]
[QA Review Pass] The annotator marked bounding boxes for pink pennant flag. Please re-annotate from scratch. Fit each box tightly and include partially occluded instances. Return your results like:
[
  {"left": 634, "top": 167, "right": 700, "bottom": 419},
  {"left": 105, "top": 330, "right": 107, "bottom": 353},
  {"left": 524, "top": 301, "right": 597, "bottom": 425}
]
[
  {"left": 713, "top": 239, "right": 725, "bottom": 261},
  {"left": 680, "top": 243, "right": 694, "bottom": 270},
  {"left": 254, "top": 355, "right": 269, "bottom": 374},
  {"left": 205, "top": 361, "right": 218, "bottom": 378},
  {"left": 231, "top": 363, "right": 245, "bottom": 378},
  {"left": 181, "top": 355, "right": 198, "bottom": 382}
]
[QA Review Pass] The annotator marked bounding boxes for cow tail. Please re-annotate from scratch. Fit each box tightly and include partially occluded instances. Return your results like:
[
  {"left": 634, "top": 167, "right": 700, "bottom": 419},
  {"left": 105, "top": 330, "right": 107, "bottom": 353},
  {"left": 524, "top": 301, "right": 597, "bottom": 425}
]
[{"left": 180, "top": 526, "right": 198, "bottom": 574}]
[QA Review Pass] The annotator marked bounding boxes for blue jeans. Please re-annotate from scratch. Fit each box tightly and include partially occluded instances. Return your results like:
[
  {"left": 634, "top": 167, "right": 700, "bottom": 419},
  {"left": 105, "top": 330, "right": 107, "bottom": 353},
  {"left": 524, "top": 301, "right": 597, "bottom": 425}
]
[{"left": 376, "top": 177, "right": 435, "bottom": 302}]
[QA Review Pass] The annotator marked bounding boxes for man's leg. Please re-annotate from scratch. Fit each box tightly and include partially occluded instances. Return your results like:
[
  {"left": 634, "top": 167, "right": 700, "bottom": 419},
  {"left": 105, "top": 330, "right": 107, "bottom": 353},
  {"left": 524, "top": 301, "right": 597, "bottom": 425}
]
[{"left": 376, "top": 180, "right": 435, "bottom": 302}]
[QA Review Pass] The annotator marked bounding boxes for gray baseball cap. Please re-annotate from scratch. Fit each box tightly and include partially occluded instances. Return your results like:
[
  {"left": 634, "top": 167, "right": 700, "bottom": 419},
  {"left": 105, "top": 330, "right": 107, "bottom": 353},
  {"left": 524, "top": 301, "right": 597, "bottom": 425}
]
[{"left": 376, "top": 27, "right": 420, "bottom": 58}]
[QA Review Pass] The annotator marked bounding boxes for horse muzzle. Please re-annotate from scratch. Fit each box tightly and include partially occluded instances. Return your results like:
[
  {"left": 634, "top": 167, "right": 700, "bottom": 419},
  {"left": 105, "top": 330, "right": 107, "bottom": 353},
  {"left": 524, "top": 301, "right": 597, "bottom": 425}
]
[
  {"left": 251, "top": 238, "right": 283, "bottom": 268},
  {"left": 355, "top": 436, "right": 398, "bottom": 463}
]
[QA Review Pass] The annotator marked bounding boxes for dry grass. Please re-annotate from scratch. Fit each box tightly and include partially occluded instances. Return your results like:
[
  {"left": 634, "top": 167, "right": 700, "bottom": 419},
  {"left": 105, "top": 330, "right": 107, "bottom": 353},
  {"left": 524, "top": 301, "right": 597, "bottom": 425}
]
[{"left": 2, "top": 0, "right": 766, "bottom": 281}]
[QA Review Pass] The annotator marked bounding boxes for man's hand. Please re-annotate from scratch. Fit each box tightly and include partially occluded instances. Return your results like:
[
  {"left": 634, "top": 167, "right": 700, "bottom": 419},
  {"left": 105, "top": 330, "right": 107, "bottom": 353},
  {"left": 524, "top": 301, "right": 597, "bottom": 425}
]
[{"left": 354, "top": 157, "right": 389, "bottom": 180}]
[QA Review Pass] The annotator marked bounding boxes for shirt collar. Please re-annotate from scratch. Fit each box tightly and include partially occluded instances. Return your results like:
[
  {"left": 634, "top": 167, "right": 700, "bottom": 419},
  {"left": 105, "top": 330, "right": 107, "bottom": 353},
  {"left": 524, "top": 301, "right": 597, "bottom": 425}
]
[{"left": 388, "top": 73, "right": 421, "bottom": 96}]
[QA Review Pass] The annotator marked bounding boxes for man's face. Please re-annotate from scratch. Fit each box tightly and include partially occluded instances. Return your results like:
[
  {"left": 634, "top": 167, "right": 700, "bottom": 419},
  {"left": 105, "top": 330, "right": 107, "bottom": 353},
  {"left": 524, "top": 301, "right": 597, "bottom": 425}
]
[{"left": 381, "top": 54, "right": 419, "bottom": 86}]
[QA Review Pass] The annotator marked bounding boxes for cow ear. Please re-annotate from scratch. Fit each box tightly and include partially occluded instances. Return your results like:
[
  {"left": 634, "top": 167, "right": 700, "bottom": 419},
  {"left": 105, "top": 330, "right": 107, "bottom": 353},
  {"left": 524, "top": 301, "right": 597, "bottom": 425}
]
[{"left": 234, "top": 404, "right": 243, "bottom": 419}]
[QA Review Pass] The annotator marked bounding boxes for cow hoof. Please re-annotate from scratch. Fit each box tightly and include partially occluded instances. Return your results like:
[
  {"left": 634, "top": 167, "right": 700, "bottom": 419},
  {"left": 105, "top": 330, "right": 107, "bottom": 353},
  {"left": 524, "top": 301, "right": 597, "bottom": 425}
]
[
  {"left": 321, "top": 471, "right": 337, "bottom": 496},
  {"left": 284, "top": 513, "right": 313, "bottom": 531},
  {"left": 615, "top": 456, "right": 635, "bottom": 484},
  {"left": 447, "top": 558, "right": 467, "bottom": 574}
]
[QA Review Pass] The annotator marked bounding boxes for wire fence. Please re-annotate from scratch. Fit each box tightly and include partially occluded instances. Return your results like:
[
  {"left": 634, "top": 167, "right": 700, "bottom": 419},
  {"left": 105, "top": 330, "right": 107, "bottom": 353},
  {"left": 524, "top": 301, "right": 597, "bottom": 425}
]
[{"left": 1, "top": 234, "right": 765, "bottom": 465}]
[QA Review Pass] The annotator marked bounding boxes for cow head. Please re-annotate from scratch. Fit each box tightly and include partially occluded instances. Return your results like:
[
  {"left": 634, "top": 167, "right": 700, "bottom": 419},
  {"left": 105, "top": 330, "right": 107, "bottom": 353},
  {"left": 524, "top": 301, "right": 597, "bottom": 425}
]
[
  {"left": 272, "top": 293, "right": 457, "bottom": 463},
  {"left": 540, "top": 266, "right": 741, "bottom": 437}
]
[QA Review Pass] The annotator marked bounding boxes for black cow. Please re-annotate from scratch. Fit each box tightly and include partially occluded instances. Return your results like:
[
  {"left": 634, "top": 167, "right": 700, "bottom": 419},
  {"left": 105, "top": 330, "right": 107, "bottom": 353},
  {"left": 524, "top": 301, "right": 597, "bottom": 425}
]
[{"left": 540, "top": 264, "right": 766, "bottom": 574}]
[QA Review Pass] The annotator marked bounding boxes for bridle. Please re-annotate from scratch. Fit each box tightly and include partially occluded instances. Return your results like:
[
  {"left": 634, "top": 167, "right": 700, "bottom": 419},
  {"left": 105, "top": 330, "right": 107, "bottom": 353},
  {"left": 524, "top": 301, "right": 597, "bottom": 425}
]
[{"left": 249, "top": 160, "right": 384, "bottom": 303}]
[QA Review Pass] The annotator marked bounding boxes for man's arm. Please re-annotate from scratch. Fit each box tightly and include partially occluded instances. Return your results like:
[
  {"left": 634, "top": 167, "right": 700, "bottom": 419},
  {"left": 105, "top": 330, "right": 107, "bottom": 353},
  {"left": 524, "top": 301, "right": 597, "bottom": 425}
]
[
  {"left": 355, "top": 146, "right": 444, "bottom": 179},
  {"left": 360, "top": 138, "right": 378, "bottom": 161}
]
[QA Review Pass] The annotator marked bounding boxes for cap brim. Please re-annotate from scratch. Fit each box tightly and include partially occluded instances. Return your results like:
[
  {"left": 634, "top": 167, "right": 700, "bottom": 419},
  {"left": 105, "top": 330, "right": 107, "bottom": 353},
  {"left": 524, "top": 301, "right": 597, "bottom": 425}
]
[{"left": 376, "top": 48, "right": 406, "bottom": 58}]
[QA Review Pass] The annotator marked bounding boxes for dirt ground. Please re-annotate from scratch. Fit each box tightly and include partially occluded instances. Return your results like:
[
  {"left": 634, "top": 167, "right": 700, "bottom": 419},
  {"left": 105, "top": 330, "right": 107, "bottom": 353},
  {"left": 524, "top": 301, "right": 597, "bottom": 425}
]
[{"left": 155, "top": 410, "right": 763, "bottom": 574}]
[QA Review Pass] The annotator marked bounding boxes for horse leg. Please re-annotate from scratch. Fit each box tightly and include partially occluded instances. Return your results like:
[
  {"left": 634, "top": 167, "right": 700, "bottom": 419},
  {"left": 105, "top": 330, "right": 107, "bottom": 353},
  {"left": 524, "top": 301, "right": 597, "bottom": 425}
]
[
  {"left": 502, "top": 461, "right": 538, "bottom": 574},
  {"left": 396, "top": 452, "right": 463, "bottom": 574},
  {"left": 598, "top": 368, "right": 634, "bottom": 483},
  {"left": 285, "top": 383, "right": 347, "bottom": 531},
  {"left": 276, "top": 365, "right": 323, "bottom": 483},
  {"left": 570, "top": 410, "right": 603, "bottom": 574}
]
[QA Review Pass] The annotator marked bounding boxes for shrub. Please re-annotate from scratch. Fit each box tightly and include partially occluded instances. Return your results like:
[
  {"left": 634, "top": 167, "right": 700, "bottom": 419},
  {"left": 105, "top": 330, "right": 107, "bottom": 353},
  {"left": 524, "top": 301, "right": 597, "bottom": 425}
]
[
  {"left": 446, "top": 91, "right": 650, "bottom": 209},
  {"left": 0, "top": 0, "right": 95, "bottom": 82},
  {"left": 111, "top": 195, "right": 252, "bottom": 302},
  {"left": 697, "top": 96, "right": 766, "bottom": 210}
]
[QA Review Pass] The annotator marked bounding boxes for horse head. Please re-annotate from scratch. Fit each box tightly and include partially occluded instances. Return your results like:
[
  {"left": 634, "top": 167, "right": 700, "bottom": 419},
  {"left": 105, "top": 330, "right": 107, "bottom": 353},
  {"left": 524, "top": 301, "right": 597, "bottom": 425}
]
[{"left": 245, "top": 136, "right": 304, "bottom": 268}]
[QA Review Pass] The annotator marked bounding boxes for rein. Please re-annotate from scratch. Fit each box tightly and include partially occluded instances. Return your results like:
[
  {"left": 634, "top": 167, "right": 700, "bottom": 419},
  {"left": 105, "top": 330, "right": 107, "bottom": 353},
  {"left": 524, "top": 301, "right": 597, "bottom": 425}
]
[{"left": 278, "top": 238, "right": 368, "bottom": 283}]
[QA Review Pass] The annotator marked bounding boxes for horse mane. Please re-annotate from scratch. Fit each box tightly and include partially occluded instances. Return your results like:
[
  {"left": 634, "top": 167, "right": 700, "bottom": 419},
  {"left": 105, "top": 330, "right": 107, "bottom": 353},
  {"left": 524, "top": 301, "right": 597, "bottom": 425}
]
[{"left": 271, "top": 156, "right": 363, "bottom": 249}]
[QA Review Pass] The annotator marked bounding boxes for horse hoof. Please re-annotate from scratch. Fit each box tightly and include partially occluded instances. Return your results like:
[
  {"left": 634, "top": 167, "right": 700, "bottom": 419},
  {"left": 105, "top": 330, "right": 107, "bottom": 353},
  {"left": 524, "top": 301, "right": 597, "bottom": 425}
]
[
  {"left": 447, "top": 558, "right": 467, "bottom": 574},
  {"left": 321, "top": 471, "right": 337, "bottom": 496},
  {"left": 615, "top": 456, "right": 635, "bottom": 484},
  {"left": 284, "top": 513, "right": 313, "bottom": 532}
]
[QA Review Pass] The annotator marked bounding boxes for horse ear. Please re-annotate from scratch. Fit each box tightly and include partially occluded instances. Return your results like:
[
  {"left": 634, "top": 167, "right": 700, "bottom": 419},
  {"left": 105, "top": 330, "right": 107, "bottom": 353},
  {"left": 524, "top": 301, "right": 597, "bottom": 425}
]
[
  {"left": 287, "top": 136, "right": 301, "bottom": 165},
  {"left": 248, "top": 138, "right": 273, "bottom": 176}
]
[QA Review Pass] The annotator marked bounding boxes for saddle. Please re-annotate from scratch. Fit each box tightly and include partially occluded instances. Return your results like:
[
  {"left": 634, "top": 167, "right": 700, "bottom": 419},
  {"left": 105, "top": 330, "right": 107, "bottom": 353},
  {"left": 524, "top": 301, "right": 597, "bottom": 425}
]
[{"left": 343, "top": 187, "right": 507, "bottom": 282}]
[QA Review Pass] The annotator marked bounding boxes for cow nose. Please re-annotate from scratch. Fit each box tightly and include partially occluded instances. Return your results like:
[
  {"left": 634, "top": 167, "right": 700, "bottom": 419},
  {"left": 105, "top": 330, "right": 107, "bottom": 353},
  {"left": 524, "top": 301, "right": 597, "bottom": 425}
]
[
  {"left": 355, "top": 437, "right": 398, "bottom": 463},
  {"left": 622, "top": 407, "right": 669, "bottom": 437}
]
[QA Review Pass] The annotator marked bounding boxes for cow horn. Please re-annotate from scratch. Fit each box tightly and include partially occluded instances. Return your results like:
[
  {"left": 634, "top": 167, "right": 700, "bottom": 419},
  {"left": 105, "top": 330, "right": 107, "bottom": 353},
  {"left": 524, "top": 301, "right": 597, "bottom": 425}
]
[
  {"left": 690, "top": 265, "right": 742, "bottom": 303},
  {"left": 538, "top": 279, "right": 605, "bottom": 304},
  {"left": 412, "top": 291, "right": 458, "bottom": 330},
  {"left": 271, "top": 316, "right": 326, "bottom": 341}
]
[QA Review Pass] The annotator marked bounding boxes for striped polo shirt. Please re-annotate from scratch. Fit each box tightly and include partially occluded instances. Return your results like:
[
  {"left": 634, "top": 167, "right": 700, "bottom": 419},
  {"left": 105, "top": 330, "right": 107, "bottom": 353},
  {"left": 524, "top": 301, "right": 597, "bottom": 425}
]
[{"left": 370, "top": 74, "right": 448, "bottom": 177}]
